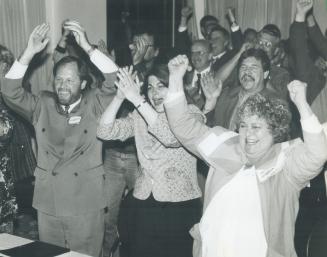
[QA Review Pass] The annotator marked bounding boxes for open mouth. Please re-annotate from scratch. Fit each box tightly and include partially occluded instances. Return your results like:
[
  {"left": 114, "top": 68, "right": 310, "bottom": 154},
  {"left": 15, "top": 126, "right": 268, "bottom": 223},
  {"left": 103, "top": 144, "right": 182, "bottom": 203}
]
[
  {"left": 246, "top": 139, "right": 258, "bottom": 145},
  {"left": 153, "top": 98, "right": 163, "bottom": 106},
  {"left": 241, "top": 74, "right": 255, "bottom": 82},
  {"left": 58, "top": 90, "right": 71, "bottom": 98}
]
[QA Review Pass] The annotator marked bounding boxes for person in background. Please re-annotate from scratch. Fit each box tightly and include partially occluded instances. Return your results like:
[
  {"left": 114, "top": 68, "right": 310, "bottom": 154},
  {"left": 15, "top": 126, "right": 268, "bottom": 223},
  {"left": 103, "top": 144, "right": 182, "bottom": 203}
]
[
  {"left": 290, "top": 1, "right": 327, "bottom": 256},
  {"left": 0, "top": 103, "right": 16, "bottom": 234},
  {"left": 256, "top": 24, "right": 291, "bottom": 98},
  {"left": 175, "top": 6, "right": 219, "bottom": 55},
  {"left": 183, "top": 39, "right": 213, "bottom": 110},
  {"left": 0, "top": 44, "right": 36, "bottom": 236},
  {"left": 243, "top": 28, "right": 257, "bottom": 44},
  {"left": 102, "top": 23, "right": 161, "bottom": 257},
  {"left": 164, "top": 54, "right": 327, "bottom": 257}
]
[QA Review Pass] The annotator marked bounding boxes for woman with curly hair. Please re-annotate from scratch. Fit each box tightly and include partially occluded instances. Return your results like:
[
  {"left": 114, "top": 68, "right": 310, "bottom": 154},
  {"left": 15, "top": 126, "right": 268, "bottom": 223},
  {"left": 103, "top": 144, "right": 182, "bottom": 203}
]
[{"left": 165, "top": 55, "right": 327, "bottom": 257}]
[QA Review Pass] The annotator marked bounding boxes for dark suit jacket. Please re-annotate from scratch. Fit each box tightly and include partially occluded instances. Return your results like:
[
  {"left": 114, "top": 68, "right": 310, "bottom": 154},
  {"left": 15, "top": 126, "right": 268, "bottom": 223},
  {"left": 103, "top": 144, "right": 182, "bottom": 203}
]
[
  {"left": 206, "top": 85, "right": 282, "bottom": 128},
  {"left": 183, "top": 66, "right": 216, "bottom": 110},
  {"left": 1, "top": 72, "right": 116, "bottom": 216},
  {"left": 211, "top": 29, "right": 243, "bottom": 72}
]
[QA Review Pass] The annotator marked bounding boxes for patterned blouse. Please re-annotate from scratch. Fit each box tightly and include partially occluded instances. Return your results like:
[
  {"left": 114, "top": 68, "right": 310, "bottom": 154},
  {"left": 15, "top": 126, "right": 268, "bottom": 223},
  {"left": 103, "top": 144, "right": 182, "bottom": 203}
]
[
  {"left": 97, "top": 105, "right": 203, "bottom": 202},
  {"left": 0, "top": 108, "right": 17, "bottom": 232}
]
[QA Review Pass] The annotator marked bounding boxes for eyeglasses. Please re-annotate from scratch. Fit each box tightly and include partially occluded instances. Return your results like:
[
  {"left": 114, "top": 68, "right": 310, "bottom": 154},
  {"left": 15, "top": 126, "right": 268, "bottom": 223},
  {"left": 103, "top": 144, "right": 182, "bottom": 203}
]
[
  {"left": 129, "top": 41, "right": 155, "bottom": 49},
  {"left": 257, "top": 40, "right": 273, "bottom": 49},
  {"left": 191, "top": 50, "right": 209, "bottom": 57}
]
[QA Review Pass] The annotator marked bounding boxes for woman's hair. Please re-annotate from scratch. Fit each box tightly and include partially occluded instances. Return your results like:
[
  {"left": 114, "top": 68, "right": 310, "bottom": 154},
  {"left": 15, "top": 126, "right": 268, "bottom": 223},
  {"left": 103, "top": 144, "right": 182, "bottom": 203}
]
[
  {"left": 237, "top": 94, "right": 292, "bottom": 143},
  {"left": 142, "top": 63, "right": 169, "bottom": 99},
  {"left": 0, "top": 44, "right": 14, "bottom": 74}
]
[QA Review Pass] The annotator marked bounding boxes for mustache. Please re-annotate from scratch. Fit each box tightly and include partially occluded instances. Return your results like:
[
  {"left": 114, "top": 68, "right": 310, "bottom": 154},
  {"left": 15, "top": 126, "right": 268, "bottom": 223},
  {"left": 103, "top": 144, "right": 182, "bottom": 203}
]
[{"left": 241, "top": 74, "right": 255, "bottom": 81}]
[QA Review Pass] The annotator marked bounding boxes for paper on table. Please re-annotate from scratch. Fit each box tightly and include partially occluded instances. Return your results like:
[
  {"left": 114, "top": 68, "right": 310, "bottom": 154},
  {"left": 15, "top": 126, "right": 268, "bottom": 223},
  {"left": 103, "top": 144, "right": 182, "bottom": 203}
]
[{"left": 0, "top": 234, "right": 32, "bottom": 250}]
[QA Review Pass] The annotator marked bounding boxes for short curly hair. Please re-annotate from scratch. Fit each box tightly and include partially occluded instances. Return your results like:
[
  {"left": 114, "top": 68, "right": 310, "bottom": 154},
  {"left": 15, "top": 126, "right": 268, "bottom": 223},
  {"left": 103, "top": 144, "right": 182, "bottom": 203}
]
[
  {"left": 0, "top": 44, "right": 14, "bottom": 74},
  {"left": 237, "top": 94, "right": 292, "bottom": 143}
]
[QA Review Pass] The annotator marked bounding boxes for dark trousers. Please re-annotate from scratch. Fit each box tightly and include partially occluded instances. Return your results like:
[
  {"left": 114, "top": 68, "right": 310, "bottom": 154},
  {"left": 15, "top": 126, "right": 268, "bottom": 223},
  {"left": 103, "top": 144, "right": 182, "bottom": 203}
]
[{"left": 118, "top": 193, "right": 201, "bottom": 257}]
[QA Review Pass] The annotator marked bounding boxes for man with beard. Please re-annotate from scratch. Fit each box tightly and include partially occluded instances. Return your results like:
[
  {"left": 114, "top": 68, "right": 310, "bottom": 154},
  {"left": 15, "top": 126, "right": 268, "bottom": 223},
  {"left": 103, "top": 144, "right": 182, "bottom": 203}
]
[
  {"left": 1, "top": 21, "right": 117, "bottom": 257},
  {"left": 207, "top": 48, "right": 285, "bottom": 130}
]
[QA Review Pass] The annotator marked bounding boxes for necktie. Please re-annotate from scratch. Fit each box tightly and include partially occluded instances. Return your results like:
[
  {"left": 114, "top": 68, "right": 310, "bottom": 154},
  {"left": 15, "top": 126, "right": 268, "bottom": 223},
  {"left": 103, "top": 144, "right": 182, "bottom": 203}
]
[
  {"left": 196, "top": 73, "right": 202, "bottom": 95},
  {"left": 63, "top": 105, "right": 69, "bottom": 114}
]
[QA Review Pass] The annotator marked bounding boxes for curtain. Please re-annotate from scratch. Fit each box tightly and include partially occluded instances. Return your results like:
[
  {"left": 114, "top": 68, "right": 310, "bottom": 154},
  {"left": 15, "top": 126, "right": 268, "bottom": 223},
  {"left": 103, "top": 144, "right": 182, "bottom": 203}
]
[
  {"left": 203, "top": 0, "right": 297, "bottom": 38},
  {"left": 184, "top": 0, "right": 201, "bottom": 40},
  {"left": 0, "top": 0, "right": 49, "bottom": 93},
  {"left": 238, "top": 0, "right": 294, "bottom": 37}
]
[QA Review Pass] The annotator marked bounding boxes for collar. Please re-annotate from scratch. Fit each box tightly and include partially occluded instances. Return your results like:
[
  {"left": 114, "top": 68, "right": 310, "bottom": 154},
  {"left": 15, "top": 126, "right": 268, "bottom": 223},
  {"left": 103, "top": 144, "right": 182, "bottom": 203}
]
[
  {"left": 195, "top": 65, "right": 211, "bottom": 76},
  {"left": 212, "top": 51, "right": 226, "bottom": 60},
  {"left": 61, "top": 97, "right": 82, "bottom": 114}
]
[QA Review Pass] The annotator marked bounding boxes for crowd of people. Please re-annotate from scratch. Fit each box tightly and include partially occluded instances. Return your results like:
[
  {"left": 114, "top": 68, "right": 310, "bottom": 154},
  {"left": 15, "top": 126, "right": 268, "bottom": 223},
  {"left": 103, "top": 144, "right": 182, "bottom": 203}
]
[{"left": 0, "top": 0, "right": 327, "bottom": 256}]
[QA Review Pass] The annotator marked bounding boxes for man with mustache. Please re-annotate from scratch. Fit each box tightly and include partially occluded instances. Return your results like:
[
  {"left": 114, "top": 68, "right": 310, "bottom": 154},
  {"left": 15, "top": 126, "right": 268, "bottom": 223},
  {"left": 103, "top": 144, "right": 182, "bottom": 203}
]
[
  {"left": 207, "top": 48, "right": 284, "bottom": 131},
  {"left": 1, "top": 21, "right": 117, "bottom": 257}
]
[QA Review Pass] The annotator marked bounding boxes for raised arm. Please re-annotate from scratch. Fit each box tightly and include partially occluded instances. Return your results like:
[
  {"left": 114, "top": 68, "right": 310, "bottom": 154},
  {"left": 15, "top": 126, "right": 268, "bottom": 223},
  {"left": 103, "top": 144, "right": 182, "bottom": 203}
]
[
  {"left": 285, "top": 80, "right": 327, "bottom": 189},
  {"left": 227, "top": 8, "right": 243, "bottom": 52},
  {"left": 63, "top": 20, "right": 118, "bottom": 111},
  {"left": 164, "top": 55, "right": 211, "bottom": 158},
  {"left": 214, "top": 42, "right": 252, "bottom": 85},
  {"left": 290, "top": 0, "right": 325, "bottom": 104},
  {"left": 174, "top": 6, "right": 193, "bottom": 55},
  {"left": 307, "top": 13, "right": 327, "bottom": 60},
  {"left": 52, "top": 20, "right": 71, "bottom": 64},
  {"left": 2, "top": 23, "right": 50, "bottom": 122},
  {"left": 97, "top": 67, "right": 134, "bottom": 141}
]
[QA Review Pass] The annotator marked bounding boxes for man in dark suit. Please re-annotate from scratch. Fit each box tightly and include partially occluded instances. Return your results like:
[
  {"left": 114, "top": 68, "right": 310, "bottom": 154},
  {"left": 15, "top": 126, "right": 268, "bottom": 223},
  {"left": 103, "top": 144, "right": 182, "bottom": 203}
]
[
  {"left": 209, "top": 25, "right": 243, "bottom": 72},
  {"left": 1, "top": 21, "right": 117, "bottom": 257},
  {"left": 184, "top": 39, "right": 213, "bottom": 110}
]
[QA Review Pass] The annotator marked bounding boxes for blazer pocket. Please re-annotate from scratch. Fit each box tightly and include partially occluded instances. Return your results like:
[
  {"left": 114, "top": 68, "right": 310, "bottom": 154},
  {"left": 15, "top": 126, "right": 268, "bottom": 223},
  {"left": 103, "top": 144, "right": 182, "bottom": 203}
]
[{"left": 34, "top": 166, "right": 48, "bottom": 181}]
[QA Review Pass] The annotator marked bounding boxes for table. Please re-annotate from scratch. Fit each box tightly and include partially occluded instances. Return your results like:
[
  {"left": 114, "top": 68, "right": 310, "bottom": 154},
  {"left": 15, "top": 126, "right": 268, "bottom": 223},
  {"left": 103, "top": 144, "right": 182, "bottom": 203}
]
[{"left": 0, "top": 233, "right": 91, "bottom": 257}]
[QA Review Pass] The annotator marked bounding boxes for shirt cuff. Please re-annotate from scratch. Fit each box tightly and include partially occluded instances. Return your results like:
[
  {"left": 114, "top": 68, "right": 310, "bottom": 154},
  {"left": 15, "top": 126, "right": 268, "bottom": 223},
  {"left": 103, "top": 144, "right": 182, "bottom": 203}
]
[
  {"left": 178, "top": 26, "right": 187, "bottom": 33},
  {"left": 164, "top": 91, "right": 184, "bottom": 104},
  {"left": 5, "top": 60, "right": 28, "bottom": 79},
  {"left": 89, "top": 49, "right": 118, "bottom": 73},
  {"left": 231, "top": 24, "right": 240, "bottom": 32},
  {"left": 301, "top": 114, "right": 323, "bottom": 134}
]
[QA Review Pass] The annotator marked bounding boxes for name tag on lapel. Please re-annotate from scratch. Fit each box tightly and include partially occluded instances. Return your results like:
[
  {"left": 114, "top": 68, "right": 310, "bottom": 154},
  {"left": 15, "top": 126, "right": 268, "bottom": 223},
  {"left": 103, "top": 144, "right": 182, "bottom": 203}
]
[{"left": 68, "top": 116, "right": 82, "bottom": 125}]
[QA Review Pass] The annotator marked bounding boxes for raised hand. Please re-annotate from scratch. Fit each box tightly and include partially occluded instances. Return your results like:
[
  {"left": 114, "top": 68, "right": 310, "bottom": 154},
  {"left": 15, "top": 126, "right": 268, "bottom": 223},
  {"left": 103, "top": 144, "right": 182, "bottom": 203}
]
[
  {"left": 61, "top": 19, "right": 71, "bottom": 37},
  {"left": 241, "top": 41, "right": 254, "bottom": 53},
  {"left": 20, "top": 23, "right": 50, "bottom": 65},
  {"left": 287, "top": 80, "right": 307, "bottom": 107},
  {"left": 181, "top": 6, "right": 193, "bottom": 18},
  {"left": 296, "top": 0, "right": 313, "bottom": 21},
  {"left": 288, "top": 80, "right": 314, "bottom": 119},
  {"left": 63, "top": 20, "right": 91, "bottom": 52},
  {"left": 130, "top": 36, "right": 149, "bottom": 65},
  {"left": 271, "top": 45, "right": 286, "bottom": 66},
  {"left": 201, "top": 72, "right": 222, "bottom": 101},
  {"left": 98, "top": 39, "right": 111, "bottom": 57},
  {"left": 168, "top": 55, "right": 189, "bottom": 79},
  {"left": 115, "top": 66, "right": 142, "bottom": 104}
]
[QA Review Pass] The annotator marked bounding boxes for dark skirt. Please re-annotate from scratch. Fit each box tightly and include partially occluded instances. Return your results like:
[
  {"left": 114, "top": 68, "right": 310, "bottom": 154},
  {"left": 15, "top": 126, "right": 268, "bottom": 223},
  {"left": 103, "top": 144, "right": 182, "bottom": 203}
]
[{"left": 118, "top": 192, "right": 201, "bottom": 257}]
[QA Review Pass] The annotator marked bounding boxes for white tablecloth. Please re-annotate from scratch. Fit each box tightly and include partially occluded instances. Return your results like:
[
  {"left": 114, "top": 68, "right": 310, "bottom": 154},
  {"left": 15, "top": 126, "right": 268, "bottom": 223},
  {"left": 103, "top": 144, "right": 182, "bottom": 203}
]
[{"left": 0, "top": 233, "right": 91, "bottom": 257}]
